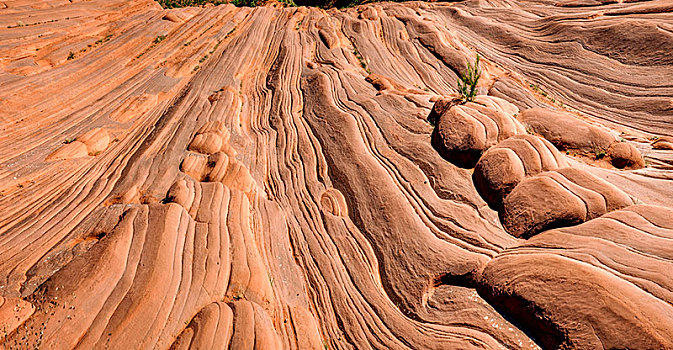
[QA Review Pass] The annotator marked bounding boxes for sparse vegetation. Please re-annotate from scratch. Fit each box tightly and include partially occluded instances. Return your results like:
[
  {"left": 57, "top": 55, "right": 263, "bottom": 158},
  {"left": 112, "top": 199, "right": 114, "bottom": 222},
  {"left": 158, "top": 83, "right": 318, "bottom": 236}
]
[
  {"left": 67, "top": 51, "right": 75, "bottom": 60},
  {"left": 530, "top": 83, "right": 547, "bottom": 97},
  {"left": 231, "top": 0, "right": 260, "bottom": 6},
  {"left": 157, "top": 0, "right": 227, "bottom": 8},
  {"left": 210, "top": 40, "right": 222, "bottom": 54},
  {"left": 591, "top": 143, "right": 607, "bottom": 159},
  {"left": 63, "top": 137, "right": 76, "bottom": 144},
  {"left": 158, "top": 0, "right": 296, "bottom": 6},
  {"left": 530, "top": 82, "right": 564, "bottom": 107},
  {"left": 153, "top": 35, "right": 167, "bottom": 44},
  {"left": 595, "top": 149, "right": 607, "bottom": 159},
  {"left": 233, "top": 290, "right": 245, "bottom": 300},
  {"left": 457, "top": 54, "right": 481, "bottom": 103},
  {"left": 95, "top": 34, "right": 113, "bottom": 45},
  {"left": 225, "top": 27, "right": 237, "bottom": 39},
  {"left": 353, "top": 47, "right": 371, "bottom": 74},
  {"left": 136, "top": 34, "right": 169, "bottom": 60}
]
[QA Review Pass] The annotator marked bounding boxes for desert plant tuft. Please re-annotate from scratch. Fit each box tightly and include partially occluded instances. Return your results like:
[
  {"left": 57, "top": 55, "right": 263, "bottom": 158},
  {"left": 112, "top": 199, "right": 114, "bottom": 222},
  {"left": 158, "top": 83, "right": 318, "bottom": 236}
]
[
  {"left": 158, "top": 0, "right": 226, "bottom": 8},
  {"left": 595, "top": 149, "right": 607, "bottom": 159},
  {"left": 353, "top": 47, "right": 371, "bottom": 74},
  {"left": 231, "top": 0, "right": 259, "bottom": 6},
  {"left": 457, "top": 54, "right": 481, "bottom": 102},
  {"left": 591, "top": 143, "right": 607, "bottom": 159},
  {"left": 153, "top": 35, "right": 167, "bottom": 44}
]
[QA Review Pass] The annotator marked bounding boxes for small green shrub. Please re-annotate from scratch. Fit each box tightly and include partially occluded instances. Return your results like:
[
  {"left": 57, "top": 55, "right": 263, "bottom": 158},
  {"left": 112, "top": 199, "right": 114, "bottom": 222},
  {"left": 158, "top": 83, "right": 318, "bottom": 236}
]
[
  {"left": 95, "top": 34, "right": 113, "bottom": 45},
  {"left": 158, "top": 0, "right": 227, "bottom": 8},
  {"left": 153, "top": 35, "right": 167, "bottom": 44},
  {"left": 67, "top": 51, "right": 75, "bottom": 60},
  {"left": 353, "top": 47, "right": 371, "bottom": 74},
  {"left": 457, "top": 54, "right": 480, "bottom": 103},
  {"left": 595, "top": 149, "right": 607, "bottom": 159},
  {"left": 591, "top": 143, "right": 607, "bottom": 159},
  {"left": 530, "top": 83, "right": 547, "bottom": 97},
  {"left": 231, "top": 0, "right": 259, "bottom": 6}
]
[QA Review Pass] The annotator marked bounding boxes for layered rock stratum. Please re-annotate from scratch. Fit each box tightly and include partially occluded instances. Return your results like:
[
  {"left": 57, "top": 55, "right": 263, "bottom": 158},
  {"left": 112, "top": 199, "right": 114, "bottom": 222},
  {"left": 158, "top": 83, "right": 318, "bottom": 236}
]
[{"left": 0, "top": 0, "right": 672, "bottom": 348}]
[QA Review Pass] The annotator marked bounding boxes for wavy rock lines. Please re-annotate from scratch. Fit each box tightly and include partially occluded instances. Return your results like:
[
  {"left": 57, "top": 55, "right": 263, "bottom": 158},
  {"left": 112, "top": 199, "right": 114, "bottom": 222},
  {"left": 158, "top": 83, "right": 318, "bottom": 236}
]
[{"left": 0, "top": 0, "right": 672, "bottom": 349}]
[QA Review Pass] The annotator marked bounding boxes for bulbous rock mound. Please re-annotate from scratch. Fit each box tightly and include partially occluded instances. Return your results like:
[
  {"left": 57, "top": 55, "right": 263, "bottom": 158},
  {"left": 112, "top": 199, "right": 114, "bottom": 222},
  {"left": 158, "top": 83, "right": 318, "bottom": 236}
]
[
  {"left": 473, "top": 134, "right": 568, "bottom": 209},
  {"left": 518, "top": 108, "right": 645, "bottom": 169},
  {"left": 500, "top": 167, "right": 633, "bottom": 238},
  {"left": 1, "top": 0, "right": 673, "bottom": 349},
  {"left": 431, "top": 96, "right": 524, "bottom": 168},
  {"left": 478, "top": 205, "right": 673, "bottom": 349}
]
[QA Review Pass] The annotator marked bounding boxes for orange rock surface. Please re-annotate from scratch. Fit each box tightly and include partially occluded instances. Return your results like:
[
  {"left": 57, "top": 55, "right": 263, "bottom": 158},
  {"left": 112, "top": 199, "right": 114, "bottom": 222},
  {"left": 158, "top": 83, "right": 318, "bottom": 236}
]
[{"left": 1, "top": 0, "right": 672, "bottom": 349}]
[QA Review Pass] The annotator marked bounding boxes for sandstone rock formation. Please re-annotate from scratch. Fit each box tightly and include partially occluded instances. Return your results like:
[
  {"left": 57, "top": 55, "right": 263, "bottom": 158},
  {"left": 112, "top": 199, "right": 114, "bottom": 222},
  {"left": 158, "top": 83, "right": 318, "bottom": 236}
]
[
  {"left": 432, "top": 96, "right": 524, "bottom": 167},
  {"left": 501, "top": 168, "right": 633, "bottom": 238},
  {"left": 1, "top": 0, "right": 672, "bottom": 349},
  {"left": 473, "top": 134, "right": 568, "bottom": 209},
  {"left": 519, "top": 108, "right": 645, "bottom": 169},
  {"left": 653, "top": 136, "right": 673, "bottom": 150},
  {"left": 479, "top": 205, "right": 673, "bottom": 349}
]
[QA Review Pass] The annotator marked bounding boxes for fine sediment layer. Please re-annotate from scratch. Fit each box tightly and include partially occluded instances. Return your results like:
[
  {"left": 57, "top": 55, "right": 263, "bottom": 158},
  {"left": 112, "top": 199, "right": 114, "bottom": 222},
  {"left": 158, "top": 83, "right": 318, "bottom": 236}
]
[{"left": 1, "top": 0, "right": 672, "bottom": 348}]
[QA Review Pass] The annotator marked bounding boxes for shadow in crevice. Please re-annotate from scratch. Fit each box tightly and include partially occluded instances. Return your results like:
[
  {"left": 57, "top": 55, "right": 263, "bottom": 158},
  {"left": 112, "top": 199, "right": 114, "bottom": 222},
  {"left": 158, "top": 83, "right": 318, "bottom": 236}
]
[
  {"left": 432, "top": 271, "right": 478, "bottom": 289},
  {"left": 473, "top": 279, "right": 564, "bottom": 350}
]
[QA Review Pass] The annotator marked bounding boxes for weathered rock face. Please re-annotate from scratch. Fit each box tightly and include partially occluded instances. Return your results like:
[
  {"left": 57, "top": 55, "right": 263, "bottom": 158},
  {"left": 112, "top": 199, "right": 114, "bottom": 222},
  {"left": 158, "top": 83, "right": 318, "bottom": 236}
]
[
  {"left": 501, "top": 168, "right": 633, "bottom": 238},
  {"left": 518, "top": 107, "right": 648, "bottom": 169},
  {"left": 607, "top": 141, "right": 645, "bottom": 169},
  {"left": 479, "top": 205, "right": 673, "bottom": 350},
  {"left": 431, "top": 96, "right": 524, "bottom": 167},
  {"left": 1, "top": 0, "right": 673, "bottom": 349},
  {"left": 473, "top": 134, "right": 568, "bottom": 209},
  {"left": 653, "top": 136, "right": 673, "bottom": 150},
  {"left": 519, "top": 108, "right": 615, "bottom": 152}
]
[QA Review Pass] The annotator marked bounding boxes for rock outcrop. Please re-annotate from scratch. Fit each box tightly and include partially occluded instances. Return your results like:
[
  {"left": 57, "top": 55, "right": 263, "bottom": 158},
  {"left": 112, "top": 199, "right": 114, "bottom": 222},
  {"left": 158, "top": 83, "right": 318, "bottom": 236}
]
[
  {"left": 479, "top": 205, "right": 673, "bottom": 349},
  {"left": 1, "top": 0, "right": 672, "bottom": 349},
  {"left": 519, "top": 108, "right": 645, "bottom": 169},
  {"left": 501, "top": 168, "right": 633, "bottom": 238},
  {"left": 431, "top": 96, "right": 524, "bottom": 167},
  {"left": 473, "top": 134, "right": 568, "bottom": 209}
]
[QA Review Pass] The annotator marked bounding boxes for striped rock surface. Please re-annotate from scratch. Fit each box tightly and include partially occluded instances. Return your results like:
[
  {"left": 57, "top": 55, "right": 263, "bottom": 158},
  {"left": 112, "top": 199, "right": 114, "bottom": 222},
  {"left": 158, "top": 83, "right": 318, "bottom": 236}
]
[
  {"left": 473, "top": 134, "right": 568, "bottom": 209},
  {"left": 1, "top": 0, "right": 673, "bottom": 349}
]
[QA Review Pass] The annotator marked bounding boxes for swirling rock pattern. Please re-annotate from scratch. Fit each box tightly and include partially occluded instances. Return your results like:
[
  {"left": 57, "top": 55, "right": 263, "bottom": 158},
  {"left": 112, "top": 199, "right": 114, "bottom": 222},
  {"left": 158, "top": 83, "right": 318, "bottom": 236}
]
[
  {"left": 479, "top": 205, "right": 673, "bottom": 349},
  {"left": 0, "top": 0, "right": 672, "bottom": 349},
  {"left": 432, "top": 96, "right": 525, "bottom": 167},
  {"left": 519, "top": 108, "right": 645, "bottom": 169},
  {"left": 500, "top": 167, "right": 633, "bottom": 238},
  {"left": 473, "top": 134, "right": 568, "bottom": 209}
]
